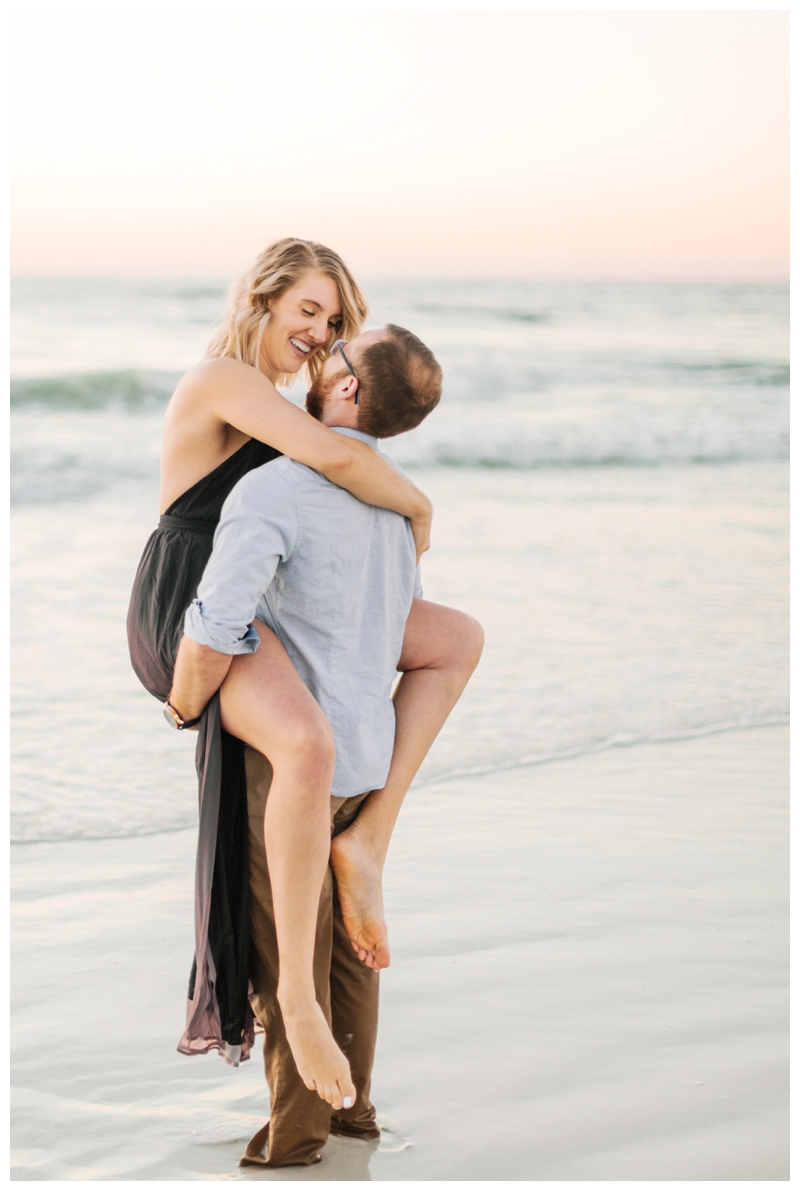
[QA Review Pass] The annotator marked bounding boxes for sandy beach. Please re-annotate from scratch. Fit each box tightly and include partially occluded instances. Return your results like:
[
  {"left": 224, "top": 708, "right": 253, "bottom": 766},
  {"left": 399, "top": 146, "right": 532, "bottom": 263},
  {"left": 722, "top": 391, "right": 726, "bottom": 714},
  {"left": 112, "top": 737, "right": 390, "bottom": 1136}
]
[{"left": 11, "top": 723, "right": 787, "bottom": 1181}]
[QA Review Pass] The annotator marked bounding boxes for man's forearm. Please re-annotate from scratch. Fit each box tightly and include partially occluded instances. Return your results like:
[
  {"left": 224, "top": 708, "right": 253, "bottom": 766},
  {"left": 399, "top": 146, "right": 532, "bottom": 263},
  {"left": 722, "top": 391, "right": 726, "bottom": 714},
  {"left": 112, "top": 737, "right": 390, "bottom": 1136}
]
[{"left": 169, "top": 636, "right": 234, "bottom": 721}]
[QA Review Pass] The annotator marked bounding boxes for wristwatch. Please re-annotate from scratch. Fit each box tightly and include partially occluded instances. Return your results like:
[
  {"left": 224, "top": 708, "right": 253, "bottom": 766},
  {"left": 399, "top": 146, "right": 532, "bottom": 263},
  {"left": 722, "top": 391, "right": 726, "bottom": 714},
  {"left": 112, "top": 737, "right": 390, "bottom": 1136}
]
[{"left": 163, "top": 699, "right": 203, "bottom": 730}]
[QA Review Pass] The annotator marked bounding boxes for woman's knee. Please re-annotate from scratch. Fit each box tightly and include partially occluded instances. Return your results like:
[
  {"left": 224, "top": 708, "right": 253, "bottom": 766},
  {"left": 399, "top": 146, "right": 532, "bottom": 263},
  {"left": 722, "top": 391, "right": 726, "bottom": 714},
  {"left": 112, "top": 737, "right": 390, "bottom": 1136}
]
[
  {"left": 272, "top": 708, "right": 336, "bottom": 776},
  {"left": 460, "top": 613, "right": 485, "bottom": 671},
  {"left": 401, "top": 601, "right": 484, "bottom": 675},
  {"left": 440, "top": 609, "right": 484, "bottom": 674}
]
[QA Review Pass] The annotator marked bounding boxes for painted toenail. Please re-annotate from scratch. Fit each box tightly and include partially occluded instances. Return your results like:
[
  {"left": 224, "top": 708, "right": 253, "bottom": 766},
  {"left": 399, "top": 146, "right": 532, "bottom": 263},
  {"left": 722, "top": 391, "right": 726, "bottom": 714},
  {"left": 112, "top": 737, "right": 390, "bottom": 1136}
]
[{"left": 343, "top": 1096, "right": 353, "bottom": 1109}]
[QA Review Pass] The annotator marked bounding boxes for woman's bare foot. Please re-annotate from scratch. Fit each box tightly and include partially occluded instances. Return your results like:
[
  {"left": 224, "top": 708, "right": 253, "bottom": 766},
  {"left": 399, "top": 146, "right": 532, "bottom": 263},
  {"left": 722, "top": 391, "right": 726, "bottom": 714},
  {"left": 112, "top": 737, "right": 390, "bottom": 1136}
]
[
  {"left": 330, "top": 827, "right": 391, "bottom": 971},
  {"left": 279, "top": 994, "right": 356, "bottom": 1110}
]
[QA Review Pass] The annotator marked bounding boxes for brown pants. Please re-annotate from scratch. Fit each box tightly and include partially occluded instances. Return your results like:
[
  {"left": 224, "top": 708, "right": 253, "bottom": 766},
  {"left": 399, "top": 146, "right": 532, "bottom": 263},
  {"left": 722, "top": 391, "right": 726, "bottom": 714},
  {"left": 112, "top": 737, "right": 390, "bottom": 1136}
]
[{"left": 239, "top": 748, "right": 381, "bottom": 1168}]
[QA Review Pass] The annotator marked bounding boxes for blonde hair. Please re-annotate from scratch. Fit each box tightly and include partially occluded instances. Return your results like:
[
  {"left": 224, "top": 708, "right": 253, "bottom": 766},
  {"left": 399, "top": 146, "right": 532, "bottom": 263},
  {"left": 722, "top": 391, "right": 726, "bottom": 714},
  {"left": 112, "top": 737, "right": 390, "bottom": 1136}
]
[{"left": 206, "top": 237, "right": 369, "bottom": 386}]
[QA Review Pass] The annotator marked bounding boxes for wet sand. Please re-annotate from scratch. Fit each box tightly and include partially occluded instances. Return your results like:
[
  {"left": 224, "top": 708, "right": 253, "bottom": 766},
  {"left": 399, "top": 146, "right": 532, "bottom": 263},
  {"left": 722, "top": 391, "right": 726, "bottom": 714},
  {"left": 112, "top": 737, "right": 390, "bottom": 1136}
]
[{"left": 11, "top": 724, "right": 787, "bottom": 1180}]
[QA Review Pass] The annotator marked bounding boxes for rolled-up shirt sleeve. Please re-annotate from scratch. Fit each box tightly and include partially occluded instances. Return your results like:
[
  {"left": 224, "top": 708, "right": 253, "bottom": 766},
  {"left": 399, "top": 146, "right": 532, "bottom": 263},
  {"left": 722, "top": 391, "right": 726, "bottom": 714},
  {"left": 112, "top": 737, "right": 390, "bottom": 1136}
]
[{"left": 184, "top": 468, "right": 299, "bottom": 655}]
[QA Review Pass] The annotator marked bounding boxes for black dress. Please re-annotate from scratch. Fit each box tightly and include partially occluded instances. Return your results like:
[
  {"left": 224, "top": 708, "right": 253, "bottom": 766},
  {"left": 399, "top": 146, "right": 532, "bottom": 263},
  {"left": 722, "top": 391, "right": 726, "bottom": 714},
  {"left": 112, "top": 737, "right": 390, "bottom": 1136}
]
[{"left": 127, "top": 438, "right": 281, "bottom": 1065}]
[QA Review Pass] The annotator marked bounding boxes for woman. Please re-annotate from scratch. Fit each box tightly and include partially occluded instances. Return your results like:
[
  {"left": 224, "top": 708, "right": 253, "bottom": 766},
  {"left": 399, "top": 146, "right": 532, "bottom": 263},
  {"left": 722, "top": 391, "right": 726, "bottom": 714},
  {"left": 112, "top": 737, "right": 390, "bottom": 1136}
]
[{"left": 128, "top": 238, "right": 483, "bottom": 1111}]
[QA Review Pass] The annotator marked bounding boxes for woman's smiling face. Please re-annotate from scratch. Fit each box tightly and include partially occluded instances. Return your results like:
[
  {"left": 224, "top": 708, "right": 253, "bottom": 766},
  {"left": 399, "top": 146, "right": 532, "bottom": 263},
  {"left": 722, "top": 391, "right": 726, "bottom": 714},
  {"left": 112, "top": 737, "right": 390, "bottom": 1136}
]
[{"left": 259, "top": 271, "right": 342, "bottom": 382}]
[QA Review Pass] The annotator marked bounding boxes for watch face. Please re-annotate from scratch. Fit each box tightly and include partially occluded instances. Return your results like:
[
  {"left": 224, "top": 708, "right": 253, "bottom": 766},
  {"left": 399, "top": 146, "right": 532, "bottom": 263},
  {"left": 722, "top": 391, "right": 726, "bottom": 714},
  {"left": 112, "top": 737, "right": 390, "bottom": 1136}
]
[{"left": 163, "top": 703, "right": 180, "bottom": 729}]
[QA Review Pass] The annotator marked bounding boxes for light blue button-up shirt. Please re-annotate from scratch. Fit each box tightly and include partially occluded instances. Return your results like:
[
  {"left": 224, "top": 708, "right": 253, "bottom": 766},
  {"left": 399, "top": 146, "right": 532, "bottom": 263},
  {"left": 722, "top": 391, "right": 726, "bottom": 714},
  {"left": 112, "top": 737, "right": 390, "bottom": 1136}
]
[{"left": 184, "top": 427, "right": 422, "bottom": 798}]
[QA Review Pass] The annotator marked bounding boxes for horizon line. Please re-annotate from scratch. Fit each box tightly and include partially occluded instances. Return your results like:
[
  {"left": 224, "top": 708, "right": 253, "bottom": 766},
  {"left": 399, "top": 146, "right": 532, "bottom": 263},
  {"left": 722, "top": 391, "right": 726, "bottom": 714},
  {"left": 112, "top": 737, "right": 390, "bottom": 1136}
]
[{"left": 10, "top": 272, "right": 789, "bottom": 285}]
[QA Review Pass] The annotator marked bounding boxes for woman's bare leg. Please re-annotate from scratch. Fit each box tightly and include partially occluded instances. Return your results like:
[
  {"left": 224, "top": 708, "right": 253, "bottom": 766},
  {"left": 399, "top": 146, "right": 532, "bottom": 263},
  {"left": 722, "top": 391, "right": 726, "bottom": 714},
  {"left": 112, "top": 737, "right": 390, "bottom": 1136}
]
[
  {"left": 219, "top": 620, "right": 356, "bottom": 1112},
  {"left": 330, "top": 599, "right": 484, "bottom": 970}
]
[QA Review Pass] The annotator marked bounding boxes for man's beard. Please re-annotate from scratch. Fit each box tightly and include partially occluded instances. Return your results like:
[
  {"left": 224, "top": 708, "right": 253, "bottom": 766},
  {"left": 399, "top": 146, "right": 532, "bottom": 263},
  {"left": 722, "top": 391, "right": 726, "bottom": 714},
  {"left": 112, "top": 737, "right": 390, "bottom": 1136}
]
[{"left": 305, "top": 369, "right": 347, "bottom": 422}]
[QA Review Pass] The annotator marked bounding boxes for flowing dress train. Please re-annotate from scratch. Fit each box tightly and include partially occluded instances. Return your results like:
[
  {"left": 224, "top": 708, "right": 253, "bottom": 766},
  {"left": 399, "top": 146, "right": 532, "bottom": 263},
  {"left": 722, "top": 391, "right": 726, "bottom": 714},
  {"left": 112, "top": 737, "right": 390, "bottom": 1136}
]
[{"left": 126, "top": 438, "right": 280, "bottom": 1065}]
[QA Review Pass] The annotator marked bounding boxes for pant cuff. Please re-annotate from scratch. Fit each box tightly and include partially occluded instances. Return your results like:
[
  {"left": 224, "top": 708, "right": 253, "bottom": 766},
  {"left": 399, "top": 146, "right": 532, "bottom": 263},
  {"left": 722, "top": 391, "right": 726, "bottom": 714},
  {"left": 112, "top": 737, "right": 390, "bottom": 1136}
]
[
  {"left": 329, "top": 1115, "right": 381, "bottom": 1141},
  {"left": 239, "top": 1120, "right": 324, "bottom": 1168}
]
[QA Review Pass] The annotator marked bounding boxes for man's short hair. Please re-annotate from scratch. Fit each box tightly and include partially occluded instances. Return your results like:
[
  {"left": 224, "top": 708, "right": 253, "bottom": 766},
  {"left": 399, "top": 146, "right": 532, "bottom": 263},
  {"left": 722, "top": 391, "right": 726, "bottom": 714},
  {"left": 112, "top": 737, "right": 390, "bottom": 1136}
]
[{"left": 356, "top": 325, "right": 442, "bottom": 438}]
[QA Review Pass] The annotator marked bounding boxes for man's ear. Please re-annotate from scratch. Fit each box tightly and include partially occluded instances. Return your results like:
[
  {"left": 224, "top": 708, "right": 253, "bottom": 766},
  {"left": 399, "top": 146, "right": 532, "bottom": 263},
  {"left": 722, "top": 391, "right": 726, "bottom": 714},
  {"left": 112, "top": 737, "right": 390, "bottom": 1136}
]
[{"left": 335, "top": 375, "right": 359, "bottom": 403}]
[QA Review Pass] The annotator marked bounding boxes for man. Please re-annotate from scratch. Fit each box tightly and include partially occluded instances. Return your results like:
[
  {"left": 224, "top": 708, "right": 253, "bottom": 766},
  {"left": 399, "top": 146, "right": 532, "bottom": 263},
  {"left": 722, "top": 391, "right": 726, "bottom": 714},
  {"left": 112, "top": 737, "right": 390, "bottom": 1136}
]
[{"left": 170, "top": 324, "right": 480, "bottom": 1166}]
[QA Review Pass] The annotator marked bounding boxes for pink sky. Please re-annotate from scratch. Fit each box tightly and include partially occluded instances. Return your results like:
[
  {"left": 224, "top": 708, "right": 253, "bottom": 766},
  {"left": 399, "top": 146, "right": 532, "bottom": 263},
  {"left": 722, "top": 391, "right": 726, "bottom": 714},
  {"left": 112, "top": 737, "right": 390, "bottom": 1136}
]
[{"left": 11, "top": 10, "right": 788, "bottom": 279}]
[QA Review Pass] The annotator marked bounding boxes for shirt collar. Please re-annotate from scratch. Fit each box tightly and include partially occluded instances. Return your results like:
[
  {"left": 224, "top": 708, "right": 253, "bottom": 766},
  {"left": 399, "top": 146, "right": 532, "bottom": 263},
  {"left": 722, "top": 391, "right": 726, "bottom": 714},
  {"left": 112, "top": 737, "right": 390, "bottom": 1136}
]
[{"left": 328, "top": 425, "right": 380, "bottom": 450}]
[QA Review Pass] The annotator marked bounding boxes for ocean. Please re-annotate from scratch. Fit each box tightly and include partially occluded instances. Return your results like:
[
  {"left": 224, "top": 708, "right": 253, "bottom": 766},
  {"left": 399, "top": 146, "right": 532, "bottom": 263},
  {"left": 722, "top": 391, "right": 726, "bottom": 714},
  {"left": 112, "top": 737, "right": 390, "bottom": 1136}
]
[{"left": 10, "top": 278, "right": 789, "bottom": 844}]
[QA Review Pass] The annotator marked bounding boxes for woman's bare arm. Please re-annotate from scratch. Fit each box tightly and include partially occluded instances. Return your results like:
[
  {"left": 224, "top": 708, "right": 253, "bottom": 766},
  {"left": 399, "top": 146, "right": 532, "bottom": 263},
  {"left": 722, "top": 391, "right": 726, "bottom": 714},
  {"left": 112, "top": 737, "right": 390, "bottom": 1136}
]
[{"left": 178, "top": 358, "right": 432, "bottom": 559}]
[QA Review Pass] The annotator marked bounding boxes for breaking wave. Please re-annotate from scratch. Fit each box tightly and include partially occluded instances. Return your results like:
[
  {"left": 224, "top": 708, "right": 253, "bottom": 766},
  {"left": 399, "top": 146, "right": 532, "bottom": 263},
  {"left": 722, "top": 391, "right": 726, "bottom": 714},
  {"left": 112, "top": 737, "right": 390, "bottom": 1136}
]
[
  {"left": 10, "top": 353, "right": 789, "bottom": 507},
  {"left": 11, "top": 370, "right": 180, "bottom": 411}
]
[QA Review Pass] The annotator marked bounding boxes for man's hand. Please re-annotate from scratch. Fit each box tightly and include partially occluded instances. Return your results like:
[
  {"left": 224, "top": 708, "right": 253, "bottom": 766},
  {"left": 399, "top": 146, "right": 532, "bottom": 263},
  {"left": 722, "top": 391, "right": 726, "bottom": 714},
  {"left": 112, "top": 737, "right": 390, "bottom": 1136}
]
[{"left": 169, "top": 636, "right": 234, "bottom": 724}]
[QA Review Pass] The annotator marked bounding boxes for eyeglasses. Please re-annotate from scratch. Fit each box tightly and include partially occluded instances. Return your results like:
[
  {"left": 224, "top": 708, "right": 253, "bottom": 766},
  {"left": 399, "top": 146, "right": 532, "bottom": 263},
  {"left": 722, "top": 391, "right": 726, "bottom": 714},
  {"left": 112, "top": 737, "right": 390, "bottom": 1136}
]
[{"left": 330, "top": 339, "right": 359, "bottom": 404}]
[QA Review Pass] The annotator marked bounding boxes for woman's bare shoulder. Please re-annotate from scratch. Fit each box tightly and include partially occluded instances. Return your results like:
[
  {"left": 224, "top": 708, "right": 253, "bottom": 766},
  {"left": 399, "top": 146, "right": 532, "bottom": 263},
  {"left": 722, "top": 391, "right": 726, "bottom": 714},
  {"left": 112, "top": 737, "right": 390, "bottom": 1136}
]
[{"left": 176, "top": 355, "right": 264, "bottom": 395}]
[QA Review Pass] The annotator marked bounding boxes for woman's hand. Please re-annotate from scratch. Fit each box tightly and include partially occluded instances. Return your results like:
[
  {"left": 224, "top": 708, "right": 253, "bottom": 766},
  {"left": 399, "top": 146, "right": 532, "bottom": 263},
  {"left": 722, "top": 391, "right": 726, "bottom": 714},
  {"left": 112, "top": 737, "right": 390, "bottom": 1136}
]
[{"left": 409, "top": 495, "right": 433, "bottom": 562}]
